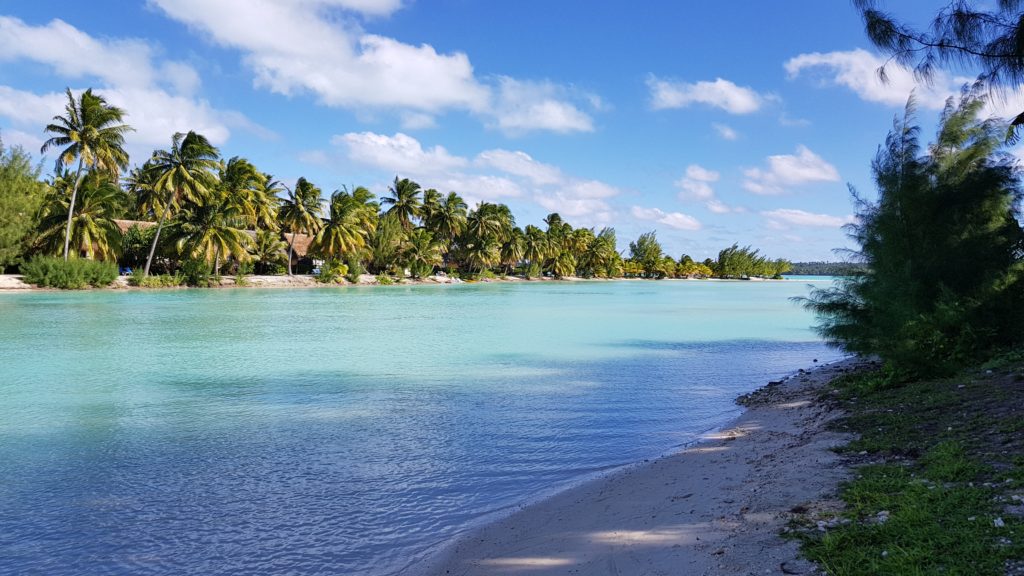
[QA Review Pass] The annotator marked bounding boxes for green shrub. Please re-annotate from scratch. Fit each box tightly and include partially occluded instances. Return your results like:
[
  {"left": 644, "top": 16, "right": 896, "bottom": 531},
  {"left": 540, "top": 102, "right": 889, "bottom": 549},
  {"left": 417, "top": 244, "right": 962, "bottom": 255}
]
[
  {"left": 470, "top": 269, "right": 497, "bottom": 281},
  {"left": 408, "top": 261, "right": 433, "bottom": 279},
  {"left": 180, "top": 258, "right": 211, "bottom": 287},
  {"left": 128, "top": 269, "right": 184, "bottom": 288},
  {"left": 344, "top": 256, "right": 364, "bottom": 284},
  {"left": 375, "top": 274, "right": 394, "bottom": 285},
  {"left": 524, "top": 262, "right": 542, "bottom": 279},
  {"left": 234, "top": 273, "right": 249, "bottom": 287},
  {"left": 20, "top": 256, "right": 117, "bottom": 289},
  {"left": 315, "top": 259, "right": 348, "bottom": 283},
  {"left": 136, "top": 274, "right": 183, "bottom": 288}
]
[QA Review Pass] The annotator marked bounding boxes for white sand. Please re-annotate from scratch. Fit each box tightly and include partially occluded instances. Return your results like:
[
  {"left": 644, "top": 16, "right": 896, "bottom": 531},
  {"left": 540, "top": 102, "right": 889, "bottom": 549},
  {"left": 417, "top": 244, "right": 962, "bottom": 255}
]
[
  {"left": 416, "top": 360, "right": 861, "bottom": 576},
  {"left": 0, "top": 274, "right": 31, "bottom": 290}
]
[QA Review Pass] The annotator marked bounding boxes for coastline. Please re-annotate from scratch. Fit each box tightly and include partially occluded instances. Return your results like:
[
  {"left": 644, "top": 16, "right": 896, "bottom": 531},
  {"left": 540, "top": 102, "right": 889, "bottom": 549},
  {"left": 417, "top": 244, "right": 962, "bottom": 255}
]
[
  {"left": 413, "top": 358, "right": 865, "bottom": 576},
  {"left": 0, "top": 273, "right": 816, "bottom": 293}
]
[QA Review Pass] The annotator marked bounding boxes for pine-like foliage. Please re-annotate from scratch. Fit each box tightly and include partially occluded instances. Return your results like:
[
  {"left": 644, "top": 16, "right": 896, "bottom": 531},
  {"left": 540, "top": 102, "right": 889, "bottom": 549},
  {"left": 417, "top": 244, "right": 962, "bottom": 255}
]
[{"left": 802, "top": 90, "right": 1024, "bottom": 377}]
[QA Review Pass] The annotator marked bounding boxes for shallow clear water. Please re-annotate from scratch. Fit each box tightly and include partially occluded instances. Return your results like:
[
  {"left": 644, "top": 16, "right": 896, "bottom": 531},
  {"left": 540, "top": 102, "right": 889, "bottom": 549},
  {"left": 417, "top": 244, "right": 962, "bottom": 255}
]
[{"left": 0, "top": 279, "right": 841, "bottom": 575}]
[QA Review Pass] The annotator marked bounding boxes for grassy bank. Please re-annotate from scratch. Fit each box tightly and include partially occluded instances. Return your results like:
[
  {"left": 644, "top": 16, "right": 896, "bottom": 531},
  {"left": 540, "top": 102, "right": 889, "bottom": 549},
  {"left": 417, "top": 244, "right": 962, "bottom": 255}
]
[{"left": 793, "top": 353, "right": 1024, "bottom": 575}]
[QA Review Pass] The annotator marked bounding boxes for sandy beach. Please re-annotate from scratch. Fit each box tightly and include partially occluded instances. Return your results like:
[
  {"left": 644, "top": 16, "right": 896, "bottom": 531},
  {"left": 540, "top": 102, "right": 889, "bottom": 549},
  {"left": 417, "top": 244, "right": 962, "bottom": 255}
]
[{"left": 417, "top": 359, "right": 862, "bottom": 576}]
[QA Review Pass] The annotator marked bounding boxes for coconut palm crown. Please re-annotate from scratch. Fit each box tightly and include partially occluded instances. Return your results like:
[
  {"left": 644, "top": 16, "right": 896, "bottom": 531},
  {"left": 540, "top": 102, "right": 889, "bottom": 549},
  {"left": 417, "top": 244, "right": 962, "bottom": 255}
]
[{"left": 40, "top": 88, "right": 132, "bottom": 260}]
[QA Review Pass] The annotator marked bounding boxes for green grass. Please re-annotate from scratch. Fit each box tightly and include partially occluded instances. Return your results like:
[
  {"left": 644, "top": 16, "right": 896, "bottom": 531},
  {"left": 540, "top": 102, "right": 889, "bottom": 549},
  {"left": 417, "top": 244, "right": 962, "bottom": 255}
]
[{"left": 798, "top": 360, "right": 1024, "bottom": 575}]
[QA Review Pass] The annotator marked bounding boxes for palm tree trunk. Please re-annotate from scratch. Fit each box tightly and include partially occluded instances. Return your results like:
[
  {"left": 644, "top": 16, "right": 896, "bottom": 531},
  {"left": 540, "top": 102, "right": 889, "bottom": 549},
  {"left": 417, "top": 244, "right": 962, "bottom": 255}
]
[
  {"left": 62, "top": 159, "right": 85, "bottom": 261},
  {"left": 286, "top": 232, "right": 296, "bottom": 276},
  {"left": 213, "top": 247, "right": 221, "bottom": 277},
  {"left": 143, "top": 202, "right": 172, "bottom": 277}
]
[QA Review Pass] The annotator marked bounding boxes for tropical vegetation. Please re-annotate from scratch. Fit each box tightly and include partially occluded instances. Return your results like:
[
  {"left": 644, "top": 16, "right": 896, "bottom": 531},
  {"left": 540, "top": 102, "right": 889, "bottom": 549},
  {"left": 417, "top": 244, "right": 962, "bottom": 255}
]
[
  {"left": 801, "top": 90, "right": 1024, "bottom": 378},
  {"left": 0, "top": 89, "right": 793, "bottom": 288}
]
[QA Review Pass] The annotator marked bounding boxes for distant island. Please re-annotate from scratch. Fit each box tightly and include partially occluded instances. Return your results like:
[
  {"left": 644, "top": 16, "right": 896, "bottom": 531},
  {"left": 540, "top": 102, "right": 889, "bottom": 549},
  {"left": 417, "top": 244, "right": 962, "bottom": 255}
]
[{"left": 787, "top": 261, "right": 865, "bottom": 276}]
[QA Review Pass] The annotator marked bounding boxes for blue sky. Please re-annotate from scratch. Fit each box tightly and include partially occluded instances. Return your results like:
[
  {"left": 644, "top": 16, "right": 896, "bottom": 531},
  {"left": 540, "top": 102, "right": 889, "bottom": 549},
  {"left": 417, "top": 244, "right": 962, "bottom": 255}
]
[{"left": 0, "top": 1, "right": 1012, "bottom": 260}]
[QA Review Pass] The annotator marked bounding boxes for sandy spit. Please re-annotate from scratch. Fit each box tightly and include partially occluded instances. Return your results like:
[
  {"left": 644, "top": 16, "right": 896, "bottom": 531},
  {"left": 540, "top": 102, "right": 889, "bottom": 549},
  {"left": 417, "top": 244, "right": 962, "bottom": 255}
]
[{"left": 414, "top": 359, "right": 864, "bottom": 576}]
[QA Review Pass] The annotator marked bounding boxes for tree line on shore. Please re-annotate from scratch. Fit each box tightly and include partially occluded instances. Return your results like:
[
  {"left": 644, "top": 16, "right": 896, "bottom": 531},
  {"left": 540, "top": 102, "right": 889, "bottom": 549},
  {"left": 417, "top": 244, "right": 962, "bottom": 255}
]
[{"left": 0, "top": 88, "right": 791, "bottom": 288}]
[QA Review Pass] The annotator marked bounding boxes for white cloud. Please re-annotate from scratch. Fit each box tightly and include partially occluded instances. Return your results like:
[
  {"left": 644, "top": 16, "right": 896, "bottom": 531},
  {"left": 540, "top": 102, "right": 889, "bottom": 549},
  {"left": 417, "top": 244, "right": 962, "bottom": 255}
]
[
  {"left": 705, "top": 199, "right": 733, "bottom": 214},
  {"left": 713, "top": 123, "right": 738, "bottom": 140},
  {"left": 332, "top": 131, "right": 619, "bottom": 223},
  {"left": 533, "top": 180, "right": 619, "bottom": 225},
  {"left": 150, "top": 0, "right": 595, "bottom": 134},
  {"left": 762, "top": 208, "right": 855, "bottom": 228},
  {"left": 490, "top": 78, "right": 595, "bottom": 135},
  {"left": 0, "top": 16, "right": 264, "bottom": 161},
  {"left": 399, "top": 112, "right": 437, "bottom": 130},
  {"left": 537, "top": 193, "right": 613, "bottom": 224},
  {"left": 152, "top": 0, "right": 489, "bottom": 112},
  {"left": 476, "top": 149, "right": 563, "bottom": 185},
  {"left": 785, "top": 48, "right": 955, "bottom": 110},
  {"left": 784, "top": 48, "right": 1024, "bottom": 122},
  {"left": 647, "top": 76, "right": 768, "bottom": 114},
  {"left": 673, "top": 163, "right": 740, "bottom": 213},
  {"left": 631, "top": 206, "right": 702, "bottom": 231},
  {"left": 318, "top": 0, "right": 406, "bottom": 17},
  {"left": 0, "top": 86, "right": 66, "bottom": 127},
  {"left": 0, "top": 128, "right": 44, "bottom": 153},
  {"left": 334, "top": 131, "right": 468, "bottom": 175},
  {"left": 779, "top": 113, "right": 811, "bottom": 127},
  {"left": 743, "top": 145, "right": 840, "bottom": 195},
  {"left": 435, "top": 174, "right": 523, "bottom": 206}
]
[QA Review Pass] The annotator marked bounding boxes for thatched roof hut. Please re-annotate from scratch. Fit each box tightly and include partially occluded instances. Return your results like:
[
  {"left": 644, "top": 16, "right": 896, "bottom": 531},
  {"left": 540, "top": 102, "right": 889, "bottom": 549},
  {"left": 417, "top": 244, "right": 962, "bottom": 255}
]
[
  {"left": 284, "top": 233, "right": 314, "bottom": 257},
  {"left": 113, "top": 219, "right": 157, "bottom": 234}
]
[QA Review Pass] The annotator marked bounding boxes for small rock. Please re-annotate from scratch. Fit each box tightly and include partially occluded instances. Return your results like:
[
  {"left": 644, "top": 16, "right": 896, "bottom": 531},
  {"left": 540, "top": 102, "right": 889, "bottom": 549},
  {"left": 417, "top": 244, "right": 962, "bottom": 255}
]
[
  {"left": 881, "top": 550, "right": 888, "bottom": 557},
  {"left": 995, "top": 517, "right": 1006, "bottom": 528}
]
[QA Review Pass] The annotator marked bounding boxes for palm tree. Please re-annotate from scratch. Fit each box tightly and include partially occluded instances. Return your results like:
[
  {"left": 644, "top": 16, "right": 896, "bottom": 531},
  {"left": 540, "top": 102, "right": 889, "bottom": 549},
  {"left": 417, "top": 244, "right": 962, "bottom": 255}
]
[
  {"left": 500, "top": 227, "right": 525, "bottom": 274},
  {"left": 278, "top": 177, "right": 324, "bottom": 275},
  {"left": 584, "top": 227, "right": 618, "bottom": 277},
  {"left": 523, "top": 225, "right": 549, "bottom": 267},
  {"left": 402, "top": 228, "right": 443, "bottom": 278},
  {"left": 381, "top": 176, "right": 422, "bottom": 230},
  {"left": 466, "top": 202, "right": 511, "bottom": 245},
  {"left": 420, "top": 188, "right": 442, "bottom": 223},
  {"left": 249, "top": 230, "right": 288, "bottom": 274},
  {"left": 219, "top": 157, "right": 272, "bottom": 229},
  {"left": 167, "top": 202, "right": 252, "bottom": 271},
  {"left": 462, "top": 238, "right": 499, "bottom": 275},
  {"left": 311, "top": 186, "right": 378, "bottom": 261},
  {"left": 37, "top": 171, "right": 125, "bottom": 260},
  {"left": 426, "top": 191, "right": 468, "bottom": 266},
  {"left": 126, "top": 161, "right": 164, "bottom": 221},
  {"left": 142, "top": 131, "right": 221, "bottom": 276},
  {"left": 40, "top": 88, "right": 132, "bottom": 261}
]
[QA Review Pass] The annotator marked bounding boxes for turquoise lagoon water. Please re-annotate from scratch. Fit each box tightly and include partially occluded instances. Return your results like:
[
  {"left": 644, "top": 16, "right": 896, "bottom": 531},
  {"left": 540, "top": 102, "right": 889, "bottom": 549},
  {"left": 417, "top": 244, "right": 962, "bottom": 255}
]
[{"left": 0, "top": 279, "right": 842, "bottom": 575}]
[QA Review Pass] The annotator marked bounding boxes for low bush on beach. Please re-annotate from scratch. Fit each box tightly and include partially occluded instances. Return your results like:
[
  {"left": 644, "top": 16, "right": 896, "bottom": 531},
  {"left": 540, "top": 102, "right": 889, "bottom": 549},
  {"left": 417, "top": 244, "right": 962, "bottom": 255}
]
[
  {"left": 315, "top": 259, "right": 348, "bottom": 283},
  {"left": 344, "top": 256, "right": 364, "bottom": 284},
  {"left": 21, "top": 256, "right": 117, "bottom": 289},
  {"left": 375, "top": 274, "right": 394, "bottom": 285},
  {"left": 128, "top": 270, "right": 183, "bottom": 288},
  {"left": 180, "top": 258, "right": 212, "bottom": 287},
  {"left": 794, "top": 359, "right": 1024, "bottom": 575}
]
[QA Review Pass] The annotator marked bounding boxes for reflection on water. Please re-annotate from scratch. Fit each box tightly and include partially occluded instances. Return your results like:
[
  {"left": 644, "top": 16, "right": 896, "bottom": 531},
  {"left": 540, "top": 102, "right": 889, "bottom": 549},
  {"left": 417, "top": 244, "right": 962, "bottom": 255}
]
[{"left": 0, "top": 280, "right": 841, "bottom": 575}]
